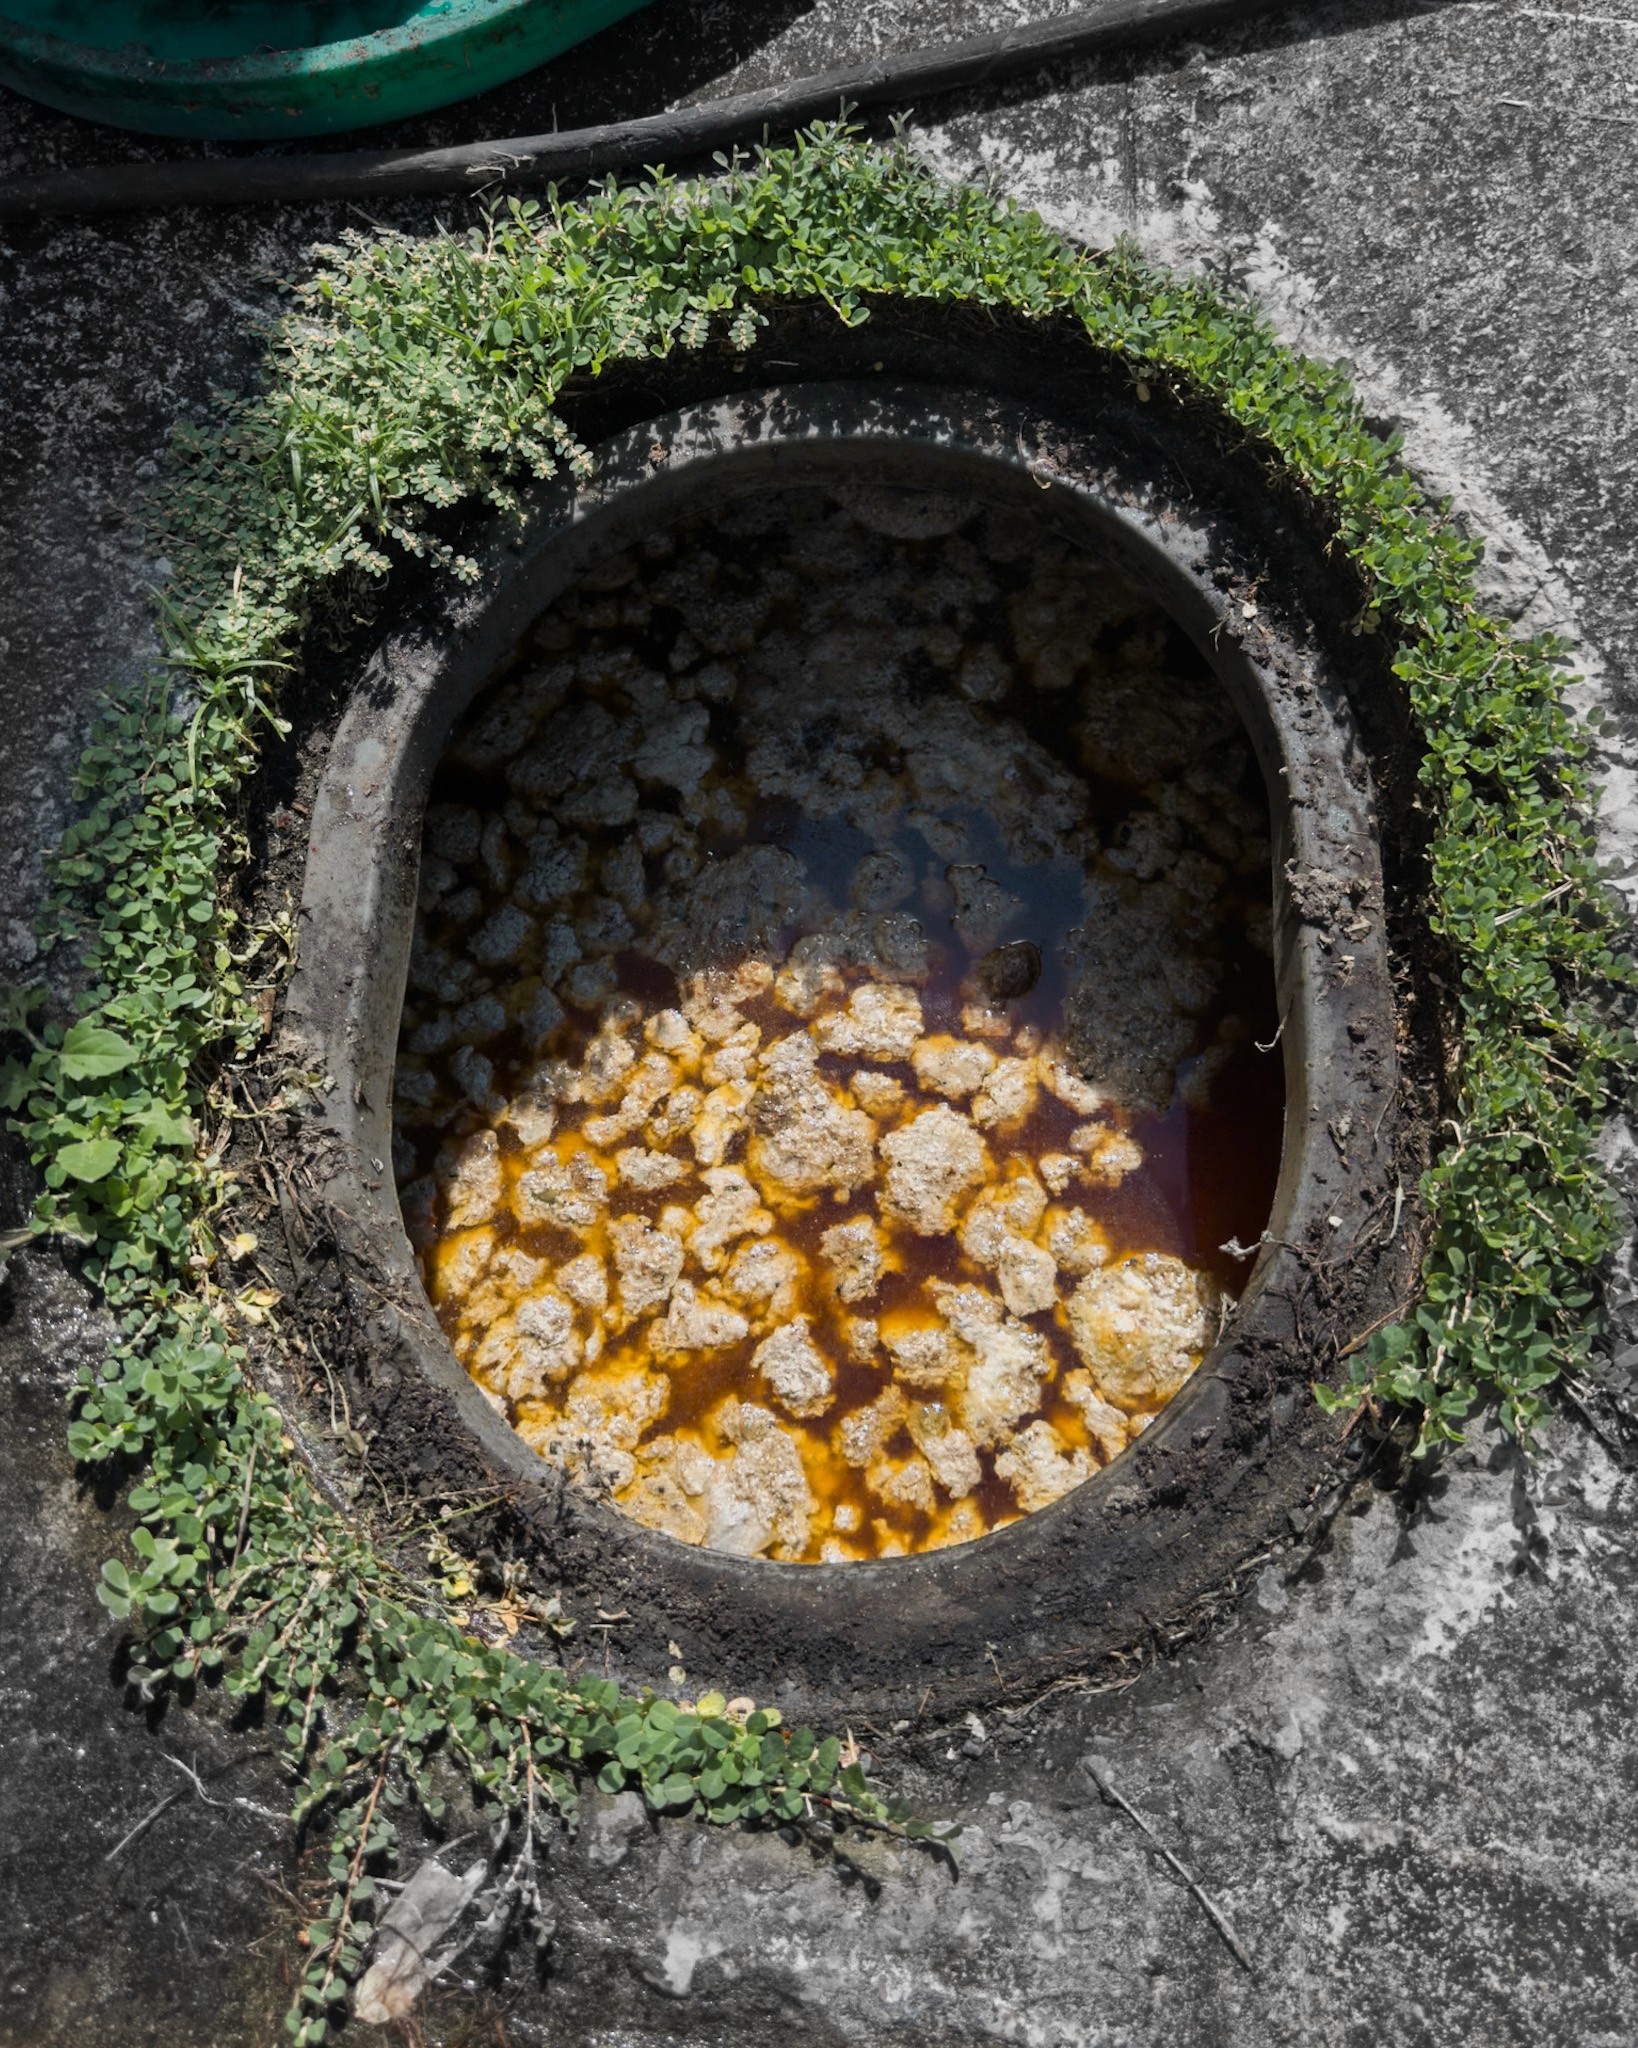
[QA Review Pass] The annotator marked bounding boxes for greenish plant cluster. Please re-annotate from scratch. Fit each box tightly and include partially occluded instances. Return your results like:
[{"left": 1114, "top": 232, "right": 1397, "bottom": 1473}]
[{"left": 2, "top": 127, "right": 1629, "bottom": 2037}]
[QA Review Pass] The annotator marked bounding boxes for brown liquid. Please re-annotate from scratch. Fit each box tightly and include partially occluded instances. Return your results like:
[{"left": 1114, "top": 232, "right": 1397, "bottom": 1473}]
[{"left": 396, "top": 490, "right": 1284, "bottom": 1562}]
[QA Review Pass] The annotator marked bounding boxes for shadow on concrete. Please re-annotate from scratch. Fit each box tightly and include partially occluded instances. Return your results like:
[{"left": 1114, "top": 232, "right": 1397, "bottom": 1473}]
[{"left": 0, "top": 0, "right": 1485, "bottom": 184}]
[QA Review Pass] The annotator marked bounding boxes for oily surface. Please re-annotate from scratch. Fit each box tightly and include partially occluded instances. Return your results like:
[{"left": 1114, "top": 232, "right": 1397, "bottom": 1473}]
[{"left": 395, "top": 487, "right": 1282, "bottom": 1559}]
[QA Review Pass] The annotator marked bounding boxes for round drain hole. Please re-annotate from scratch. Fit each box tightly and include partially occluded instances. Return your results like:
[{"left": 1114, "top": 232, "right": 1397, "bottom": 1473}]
[
  {"left": 287, "top": 380, "right": 1403, "bottom": 1713},
  {"left": 392, "top": 484, "right": 1283, "bottom": 1563}
]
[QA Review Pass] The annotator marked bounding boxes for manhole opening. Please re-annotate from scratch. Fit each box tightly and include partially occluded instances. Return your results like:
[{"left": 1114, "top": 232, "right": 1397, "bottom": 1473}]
[
  {"left": 392, "top": 481, "right": 1285, "bottom": 1563},
  {"left": 284, "top": 379, "right": 1407, "bottom": 1713}
]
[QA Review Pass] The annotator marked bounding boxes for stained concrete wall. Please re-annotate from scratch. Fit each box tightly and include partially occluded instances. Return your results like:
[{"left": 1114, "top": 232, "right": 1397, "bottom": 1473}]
[{"left": 3, "top": 4, "right": 1636, "bottom": 2043}]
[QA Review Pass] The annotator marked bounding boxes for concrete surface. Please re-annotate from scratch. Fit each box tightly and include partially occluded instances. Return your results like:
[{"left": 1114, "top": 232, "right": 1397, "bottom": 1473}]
[{"left": 2, "top": 2, "right": 1636, "bottom": 2043}]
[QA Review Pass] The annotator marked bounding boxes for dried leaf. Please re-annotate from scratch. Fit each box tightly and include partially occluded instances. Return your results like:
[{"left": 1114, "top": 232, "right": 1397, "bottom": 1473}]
[{"left": 352, "top": 1855, "right": 486, "bottom": 2025}]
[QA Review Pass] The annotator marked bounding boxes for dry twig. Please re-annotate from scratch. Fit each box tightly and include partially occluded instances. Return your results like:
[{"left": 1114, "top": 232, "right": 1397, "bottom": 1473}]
[
  {"left": 104, "top": 1788, "right": 186, "bottom": 1864},
  {"left": 1082, "top": 1757, "right": 1255, "bottom": 1975}
]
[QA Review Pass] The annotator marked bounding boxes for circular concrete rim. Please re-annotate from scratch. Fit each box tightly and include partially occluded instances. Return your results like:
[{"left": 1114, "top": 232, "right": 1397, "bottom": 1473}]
[{"left": 285, "top": 381, "right": 1399, "bottom": 1716}]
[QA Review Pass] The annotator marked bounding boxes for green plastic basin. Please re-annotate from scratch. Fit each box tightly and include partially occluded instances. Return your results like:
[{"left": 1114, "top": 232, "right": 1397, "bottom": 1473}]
[{"left": 0, "top": 0, "right": 656, "bottom": 138}]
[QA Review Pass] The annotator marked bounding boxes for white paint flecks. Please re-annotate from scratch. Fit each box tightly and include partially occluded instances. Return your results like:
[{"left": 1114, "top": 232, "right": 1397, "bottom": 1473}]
[{"left": 656, "top": 1925, "right": 717, "bottom": 1996}]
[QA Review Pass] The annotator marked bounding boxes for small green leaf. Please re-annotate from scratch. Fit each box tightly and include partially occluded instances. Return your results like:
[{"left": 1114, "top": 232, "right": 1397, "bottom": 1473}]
[
  {"left": 128, "top": 1105, "right": 194, "bottom": 1146},
  {"left": 65, "top": 1421, "right": 102, "bottom": 1461},
  {"left": 57, "top": 1137, "right": 121, "bottom": 1182},
  {"left": 59, "top": 1022, "right": 139, "bottom": 1081}
]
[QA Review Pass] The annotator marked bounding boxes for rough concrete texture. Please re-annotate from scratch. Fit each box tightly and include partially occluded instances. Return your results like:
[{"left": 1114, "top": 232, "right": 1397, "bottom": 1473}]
[
  {"left": 0, "top": 1246, "right": 292, "bottom": 2048},
  {"left": 2, "top": 2, "right": 1636, "bottom": 2042},
  {"left": 540, "top": 1431, "right": 1636, "bottom": 2048}
]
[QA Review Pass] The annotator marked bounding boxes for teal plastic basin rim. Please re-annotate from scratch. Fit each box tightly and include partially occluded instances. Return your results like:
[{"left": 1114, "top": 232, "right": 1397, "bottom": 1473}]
[
  {"left": 0, "top": 0, "right": 656, "bottom": 137},
  {"left": 0, "top": 0, "right": 561, "bottom": 81}
]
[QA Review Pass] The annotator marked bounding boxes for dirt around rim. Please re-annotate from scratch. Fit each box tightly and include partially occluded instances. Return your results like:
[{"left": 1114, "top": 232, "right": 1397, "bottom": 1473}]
[{"left": 213, "top": 303, "right": 1443, "bottom": 1727}]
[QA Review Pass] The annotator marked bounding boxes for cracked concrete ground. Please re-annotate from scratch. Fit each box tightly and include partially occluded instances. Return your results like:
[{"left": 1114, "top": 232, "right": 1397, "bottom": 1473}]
[{"left": 3, "top": 2, "right": 1636, "bottom": 2042}]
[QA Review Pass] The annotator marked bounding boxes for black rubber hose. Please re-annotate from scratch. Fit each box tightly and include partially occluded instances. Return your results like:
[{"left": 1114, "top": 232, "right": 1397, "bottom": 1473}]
[{"left": 0, "top": 0, "right": 1283, "bottom": 221}]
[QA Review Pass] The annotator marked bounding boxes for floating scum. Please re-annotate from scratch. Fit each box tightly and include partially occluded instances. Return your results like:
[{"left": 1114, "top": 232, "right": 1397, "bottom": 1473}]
[
  {"left": 2, "top": 129, "right": 1630, "bottom": 2038},
  {"left": 398, "top": 486, "right": 1282, "bottom": 1562}
]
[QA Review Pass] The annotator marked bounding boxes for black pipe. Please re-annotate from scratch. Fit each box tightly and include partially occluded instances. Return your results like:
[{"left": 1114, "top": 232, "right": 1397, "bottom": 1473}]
[{"left": 0, "top": 0, "right": 1284, "bottom": 221}]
